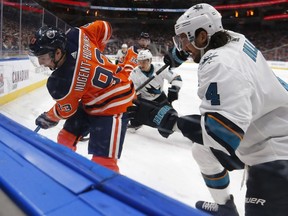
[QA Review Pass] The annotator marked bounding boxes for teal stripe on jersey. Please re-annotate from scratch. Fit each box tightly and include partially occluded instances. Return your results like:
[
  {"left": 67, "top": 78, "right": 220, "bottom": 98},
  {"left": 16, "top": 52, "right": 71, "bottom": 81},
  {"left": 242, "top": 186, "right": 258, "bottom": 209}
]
[
  {"left": 206, "top": 116, "right": 241, "bottom": 151},
  {"left": 277, "top": 76, "right": 288, "bottom": 91},
  {"left": 243, "top": 39, "right": 258, "bottom": 62}
]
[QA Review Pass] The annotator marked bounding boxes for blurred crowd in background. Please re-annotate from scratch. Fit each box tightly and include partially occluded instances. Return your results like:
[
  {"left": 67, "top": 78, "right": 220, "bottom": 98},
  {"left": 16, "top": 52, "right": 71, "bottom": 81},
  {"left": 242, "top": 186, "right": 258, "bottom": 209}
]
[{"left": 1, "top": 7, "right": 288, "bottom": 62}]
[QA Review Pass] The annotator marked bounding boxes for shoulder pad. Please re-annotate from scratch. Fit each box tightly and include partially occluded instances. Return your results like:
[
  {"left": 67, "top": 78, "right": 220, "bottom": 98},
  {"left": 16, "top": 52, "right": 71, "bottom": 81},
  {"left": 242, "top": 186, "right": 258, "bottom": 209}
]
[{"left": 47, "top": 56, "right": 75, "bottom": 100}]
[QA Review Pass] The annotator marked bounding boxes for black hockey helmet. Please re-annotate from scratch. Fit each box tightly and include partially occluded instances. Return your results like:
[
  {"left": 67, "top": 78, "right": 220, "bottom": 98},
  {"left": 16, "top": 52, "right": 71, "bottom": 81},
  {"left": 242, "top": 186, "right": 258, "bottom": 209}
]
[
  {"left": 29, "top": 26, "right": 67, "bottom": 56},
  {"left": 139, "top": 32, "right": 150, "bottom": 40}
]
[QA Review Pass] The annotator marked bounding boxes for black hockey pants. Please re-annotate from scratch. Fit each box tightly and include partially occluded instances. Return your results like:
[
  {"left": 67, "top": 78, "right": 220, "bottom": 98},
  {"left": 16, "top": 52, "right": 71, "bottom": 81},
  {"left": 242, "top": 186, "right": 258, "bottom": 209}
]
[{"left": 245, "top": 160, "right": 288, "bottom": 216}]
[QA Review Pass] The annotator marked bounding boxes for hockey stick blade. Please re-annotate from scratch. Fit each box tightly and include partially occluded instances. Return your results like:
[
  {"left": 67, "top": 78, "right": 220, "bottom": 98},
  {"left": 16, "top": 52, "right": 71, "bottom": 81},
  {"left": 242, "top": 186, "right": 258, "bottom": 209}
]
[
  {"left": 135, "top": 64, "right": 169, "bottom": 92},
  {"left": 79, "top": 136, "right": 90, "bottom": 142}
]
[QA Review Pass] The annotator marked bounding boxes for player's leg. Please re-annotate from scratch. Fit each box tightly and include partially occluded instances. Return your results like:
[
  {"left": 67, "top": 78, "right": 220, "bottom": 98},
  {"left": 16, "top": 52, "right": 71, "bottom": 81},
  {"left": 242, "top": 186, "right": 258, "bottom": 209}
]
[
  {"left": 192, "top": 144, "right": 231, "bottom": 203},
  {"left": 58, "top": 129, "right": 78, "bottom": 151},
  {"left": 91, "top": 156, "right": 119, "bottom": 172},
  {"left": 57, "top": 105, "right": 90, "bottom": 151},
  {"left": 192, "top": 144, "right": 239, "bottom": 215},
  {"left": 88, "top": 113, "right": 129, "bottom": 173},
  {"left": 245, "top": 160, "right": 288, "bottom": 216}
]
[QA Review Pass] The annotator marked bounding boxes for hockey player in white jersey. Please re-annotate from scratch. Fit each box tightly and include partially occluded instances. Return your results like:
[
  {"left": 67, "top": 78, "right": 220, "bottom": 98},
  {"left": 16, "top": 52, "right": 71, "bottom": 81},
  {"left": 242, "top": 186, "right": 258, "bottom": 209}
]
[
  {"left": 127, "top": 3, "right": 288, "bottom": 216},
  {"left": 115, "top": 43, "right": 128, "bottom": 65},
  {"left": 128, "top": 49, "right": 182, "bottom": 130}
]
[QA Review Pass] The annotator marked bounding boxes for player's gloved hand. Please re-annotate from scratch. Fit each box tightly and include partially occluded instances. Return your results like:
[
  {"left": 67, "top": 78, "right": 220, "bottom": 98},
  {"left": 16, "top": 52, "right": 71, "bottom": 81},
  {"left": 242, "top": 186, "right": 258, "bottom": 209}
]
[
  {"left": 127, "top": 99, "right": 159, "bottom": 128},
  {"left": 35, "top": 112, "right": 59, "bottom": 129},
  {"left": 163, "top": 47, "right": 188, "bottom": 68},
  {"left": 168, "top": 85, "right": 180, "bottom": 103},
  {"left": 195, "top": 195, "right": 239, "bottom": 216},
  {"left": 127, "top": 98, "right": 178, "bottom": 138}
]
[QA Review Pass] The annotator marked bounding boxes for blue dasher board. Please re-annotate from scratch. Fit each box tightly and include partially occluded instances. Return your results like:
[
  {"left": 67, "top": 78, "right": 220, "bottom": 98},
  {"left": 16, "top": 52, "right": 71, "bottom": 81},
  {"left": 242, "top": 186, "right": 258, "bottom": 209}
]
[{"left": 0, "top": 113, "right": 207, "bottom": 216}]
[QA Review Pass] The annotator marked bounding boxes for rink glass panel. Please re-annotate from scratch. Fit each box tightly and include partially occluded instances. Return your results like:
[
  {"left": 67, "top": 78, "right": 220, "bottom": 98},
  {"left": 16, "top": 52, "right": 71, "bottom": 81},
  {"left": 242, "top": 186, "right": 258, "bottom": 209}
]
[{"left": 0, "top": 0, "right": 69, "bottom": 59}]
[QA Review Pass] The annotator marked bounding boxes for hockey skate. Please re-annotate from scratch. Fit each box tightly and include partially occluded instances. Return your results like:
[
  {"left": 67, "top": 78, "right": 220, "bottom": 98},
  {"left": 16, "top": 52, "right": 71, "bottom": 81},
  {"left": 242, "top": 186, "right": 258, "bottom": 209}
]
[{"left": 195, "top": 195, "right": 239, "bottom": 216}]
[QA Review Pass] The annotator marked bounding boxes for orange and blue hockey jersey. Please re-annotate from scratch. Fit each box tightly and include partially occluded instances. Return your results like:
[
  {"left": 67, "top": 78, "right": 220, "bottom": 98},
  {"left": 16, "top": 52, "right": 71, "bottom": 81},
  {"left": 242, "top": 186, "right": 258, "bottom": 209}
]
[
  {"left": 46, "top": 21, "right": 135, "bottom": 121},
  {"left": 118, "top": 45, "right": 141, "bottom": 73}
]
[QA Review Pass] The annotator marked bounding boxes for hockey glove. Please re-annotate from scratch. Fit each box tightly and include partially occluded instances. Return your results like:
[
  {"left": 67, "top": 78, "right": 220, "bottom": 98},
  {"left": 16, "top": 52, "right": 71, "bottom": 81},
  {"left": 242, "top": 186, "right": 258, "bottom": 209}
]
[
  {"left": 195, "top": 195, "right": 239, "bottom": 216},
  {"left": 168, "top": 85, "right": 180, "bottom": 103},
  {"left": 35, "top": 112, "right": 59, "bottom": 129},
  {"left": 163, "top": 47, "right": 188, "bottom": 68},
  {"left": 127, "top": 98, "right": 178, "bottom": 138}
]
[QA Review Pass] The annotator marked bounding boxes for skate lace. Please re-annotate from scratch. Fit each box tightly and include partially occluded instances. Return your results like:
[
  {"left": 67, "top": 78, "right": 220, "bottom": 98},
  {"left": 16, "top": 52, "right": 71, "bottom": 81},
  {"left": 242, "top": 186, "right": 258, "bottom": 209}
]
[{"left": 202, "top": 202, "right": 219, "bottom": 212}]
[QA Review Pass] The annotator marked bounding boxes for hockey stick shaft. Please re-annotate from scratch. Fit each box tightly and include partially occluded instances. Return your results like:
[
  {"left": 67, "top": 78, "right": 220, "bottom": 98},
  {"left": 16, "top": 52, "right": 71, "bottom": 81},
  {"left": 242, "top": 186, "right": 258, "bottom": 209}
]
[
  {"left": 33, "top": 65, "right": 168, "bottom": 132},
  {"left": 135, "top": 64, "right": 169, "bottom": 92},
  {"left": 34, "top": 126, "right": 41, "bottom": 133}
]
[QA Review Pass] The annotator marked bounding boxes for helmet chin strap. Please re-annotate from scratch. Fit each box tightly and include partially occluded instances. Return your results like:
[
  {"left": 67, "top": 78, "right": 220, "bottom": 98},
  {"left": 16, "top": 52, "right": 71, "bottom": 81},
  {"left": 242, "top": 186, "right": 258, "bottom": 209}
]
[
  {"left": 191, "top": 36, "right": 211, "bottom": 58},
  {"left": 49, "top": 51, "right": 65, "bottom": 70}
]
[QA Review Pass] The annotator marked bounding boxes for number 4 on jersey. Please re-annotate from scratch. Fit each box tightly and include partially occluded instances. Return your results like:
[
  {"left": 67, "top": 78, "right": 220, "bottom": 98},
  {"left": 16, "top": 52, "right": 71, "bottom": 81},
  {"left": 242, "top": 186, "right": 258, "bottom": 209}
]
[{"left": 206, "top": 82, "right": 220, "bottom": 105}]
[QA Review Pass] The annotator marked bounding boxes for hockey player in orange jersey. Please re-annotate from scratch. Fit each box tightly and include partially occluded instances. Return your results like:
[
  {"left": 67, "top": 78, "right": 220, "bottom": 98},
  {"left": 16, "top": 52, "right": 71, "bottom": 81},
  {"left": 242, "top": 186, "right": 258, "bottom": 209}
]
[
  {"left": 29, "top": 20, "right": 135, "bottom": 172},
  {"left": 118, "top": 32, "right": 151, "bottom": 73}
]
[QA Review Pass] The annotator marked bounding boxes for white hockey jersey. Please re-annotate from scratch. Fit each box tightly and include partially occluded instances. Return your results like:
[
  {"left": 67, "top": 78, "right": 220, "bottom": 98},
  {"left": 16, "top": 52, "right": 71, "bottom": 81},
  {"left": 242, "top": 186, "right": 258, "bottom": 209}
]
[
  {"left": 130, "top": 63, "right": 182, "bottom": 101},
  {"left": 115, "top": 49, "right": 126, "bottom": 63},
  {"left": 198, "top": 31, "right": 288, "bottom": 166}
]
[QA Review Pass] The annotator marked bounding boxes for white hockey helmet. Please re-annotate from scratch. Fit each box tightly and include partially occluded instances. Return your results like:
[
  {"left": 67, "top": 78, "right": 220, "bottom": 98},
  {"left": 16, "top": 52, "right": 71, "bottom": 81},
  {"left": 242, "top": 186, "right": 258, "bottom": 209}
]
[
  {"left": 121, "top": 43, "right": 128, "bottom": 48},
  {"left": 173, "top": 3, "right": 223, "bottom": 51},
  {"left": 137, "top": 49, "right": 152, "bottom": 61}
]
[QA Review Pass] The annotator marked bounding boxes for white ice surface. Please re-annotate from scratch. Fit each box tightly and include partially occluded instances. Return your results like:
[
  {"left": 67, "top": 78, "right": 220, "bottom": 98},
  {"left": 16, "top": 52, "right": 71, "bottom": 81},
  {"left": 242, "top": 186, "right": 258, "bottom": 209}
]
[{"left": 1, "top": 63, "right": 287, "bottom": 216}]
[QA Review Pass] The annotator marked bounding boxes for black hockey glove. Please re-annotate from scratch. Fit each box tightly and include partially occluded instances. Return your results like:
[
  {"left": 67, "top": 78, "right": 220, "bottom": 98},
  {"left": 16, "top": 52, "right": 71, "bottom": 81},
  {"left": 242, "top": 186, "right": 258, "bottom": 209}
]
[
  {"left": 35, "top": 112, "right": 59, "bottom": 129},
  {"left": 168, "top": 85, "right": 180, "bottom": 103},
  {"left": 127, "top": 98, "right": 178, "bottom": 138},
  {"left": 163, "top": 47, "right": 188, "bottom": 68},
  {"left": 196, "top": 195, "right": 239, "bottom": 216}
]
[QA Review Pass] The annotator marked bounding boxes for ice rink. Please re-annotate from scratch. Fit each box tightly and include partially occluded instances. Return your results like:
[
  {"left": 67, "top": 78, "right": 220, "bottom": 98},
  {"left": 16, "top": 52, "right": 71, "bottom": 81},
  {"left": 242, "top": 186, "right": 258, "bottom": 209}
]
[{"left": 1, "top": 62, "right": 287, "bottom": 216}]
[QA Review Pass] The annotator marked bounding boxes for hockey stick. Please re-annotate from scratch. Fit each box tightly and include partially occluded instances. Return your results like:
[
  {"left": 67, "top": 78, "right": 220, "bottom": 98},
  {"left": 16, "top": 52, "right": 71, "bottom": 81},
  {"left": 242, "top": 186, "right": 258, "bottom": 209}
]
[
  {"left": 34, "top": 126, "right": 41, "bottom": 133},
  {"left": 79, "top": 135, "right": 90, "bottom": 142},
  {"left": 135, "top": 64, "right": 169, "bottom": 92}
]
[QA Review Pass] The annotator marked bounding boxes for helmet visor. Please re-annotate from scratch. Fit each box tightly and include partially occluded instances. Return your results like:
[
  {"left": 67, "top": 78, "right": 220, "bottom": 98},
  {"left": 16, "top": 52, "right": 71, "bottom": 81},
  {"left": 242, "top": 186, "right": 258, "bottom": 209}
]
[
  {"left": 173, "top": 35, "right": 183, "bottom": 51},
  {"left": 173, "top": 34, "right": 192, "bottom": 52}
]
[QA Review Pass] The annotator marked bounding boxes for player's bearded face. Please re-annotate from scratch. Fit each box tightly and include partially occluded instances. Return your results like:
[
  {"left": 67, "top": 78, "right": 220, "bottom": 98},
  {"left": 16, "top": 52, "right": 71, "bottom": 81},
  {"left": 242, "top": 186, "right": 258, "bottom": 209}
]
[
  {"left": 138, "top": 38, "right": 150, "bottom": 49},
  {"left": 37, "top": 53, "right": 55, "bottom": 69}
]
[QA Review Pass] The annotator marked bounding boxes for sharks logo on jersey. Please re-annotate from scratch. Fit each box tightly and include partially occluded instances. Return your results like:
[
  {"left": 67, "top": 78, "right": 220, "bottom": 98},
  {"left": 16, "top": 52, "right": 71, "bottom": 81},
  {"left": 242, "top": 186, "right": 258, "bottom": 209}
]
[{"left": 199, "top": 52, "right": 218, "bottom": 70}]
